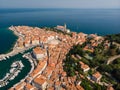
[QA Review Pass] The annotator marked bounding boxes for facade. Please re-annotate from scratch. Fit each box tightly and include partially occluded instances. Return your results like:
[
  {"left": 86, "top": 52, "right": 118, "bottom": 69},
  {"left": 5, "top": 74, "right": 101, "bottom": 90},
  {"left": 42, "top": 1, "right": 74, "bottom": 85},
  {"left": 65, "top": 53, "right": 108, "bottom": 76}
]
[
  {"left": 33, "top": 47, "right": 47, "bottom": 60},
  {"left": 56, "top": 24, "right": 66, "bottom": 31},
  {"left": 33, "top": 75, "right": 47, "bottom": 90},
  {"left": 25, "top": 83, "right": 37, "bottom": 90},
  {"left": 31, "top": 37, "right": 40, "bottom": 45},
  {"left": 92, "top": 72, "right": 102, "bottom": 82},
  {"left": 79, "top": 61, "right": 90, "bottom": 72}
]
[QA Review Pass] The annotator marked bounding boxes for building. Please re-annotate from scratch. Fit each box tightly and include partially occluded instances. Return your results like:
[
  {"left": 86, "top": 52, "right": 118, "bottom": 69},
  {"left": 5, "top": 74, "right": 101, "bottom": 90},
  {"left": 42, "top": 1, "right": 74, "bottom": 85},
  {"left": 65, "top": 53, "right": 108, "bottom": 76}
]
[
  {"left": 13, "top": 82, "right": 26, "bottom": 90},
  {"left": 54, "top": 81, "right": 61, "bottom": 90},
  {"left": 48, "top": 39, "right": 60, "bottom": 48},
  {"left": 25, "top": 83, "right": 37, "bottom": 90},
  {"left": 31, "top": 36, "right": 40, "bottom": 45},
  {"left": 30, "top": 60, "right": 47, "bottom": 79},
  {"left": 55, "top": 24, "right": 66, "bottom": 32},
  {"left": 92, "top": 72, "right": 102, "bottom": 82},
  {"left": 33, "top": 47, "right": 47, "bottom": 60},
  {"left": 79, "top": 61, "right": 90, "bottom": 72},
  {"left": 33, "top": 75, "right": 47, "bottom": 90},
  {"left": 107, "top": 85, "right": 114, "bottom": 90}
]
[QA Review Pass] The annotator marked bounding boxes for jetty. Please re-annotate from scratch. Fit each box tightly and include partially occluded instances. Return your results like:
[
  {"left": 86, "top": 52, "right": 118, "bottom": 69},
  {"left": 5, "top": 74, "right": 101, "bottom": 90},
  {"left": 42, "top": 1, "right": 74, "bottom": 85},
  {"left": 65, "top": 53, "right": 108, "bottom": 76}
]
[{"left": 0, "top": 61, "right": 24, "bottom": 87}]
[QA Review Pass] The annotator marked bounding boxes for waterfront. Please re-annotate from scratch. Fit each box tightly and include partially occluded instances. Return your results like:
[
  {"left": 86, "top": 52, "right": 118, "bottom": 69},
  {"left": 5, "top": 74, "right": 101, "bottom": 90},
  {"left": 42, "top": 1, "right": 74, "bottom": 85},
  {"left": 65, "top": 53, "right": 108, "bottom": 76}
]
[
  {"left": 0, "top": 53, "right": 31, "bottom": 90},
  {"left": 0, "top": 8, "right": 120, "bottom": 89},
  {"left": 0, "top": 28, "right": 18, "bottom": 54},
  {"left": 0, "top": 9, "right": 120, "bottom": 35},
  {"left": 0, "top": 9, "right": 120, "bottom": 54}
]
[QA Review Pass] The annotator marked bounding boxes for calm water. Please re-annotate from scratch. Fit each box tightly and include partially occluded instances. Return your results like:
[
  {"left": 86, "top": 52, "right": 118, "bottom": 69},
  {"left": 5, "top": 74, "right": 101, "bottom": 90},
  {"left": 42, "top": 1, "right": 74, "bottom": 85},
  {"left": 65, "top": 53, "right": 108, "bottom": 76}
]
[
  {"left": 0, "top": 8, "right": 120, "bottom": 89},
  {"left": 0, "top": 9, "right": 120, "bottom": 34},
  {"left": 0, "top": 53, "right": 31, "bottom": 90},
  {"left": 0, "top": 8, "right": 120, "bottom": 53}
]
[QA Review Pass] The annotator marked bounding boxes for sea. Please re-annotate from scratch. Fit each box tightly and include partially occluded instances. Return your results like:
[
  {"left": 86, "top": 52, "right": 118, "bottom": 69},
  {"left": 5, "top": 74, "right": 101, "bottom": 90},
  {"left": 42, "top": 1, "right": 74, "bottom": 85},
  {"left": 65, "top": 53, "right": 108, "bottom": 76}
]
[{"left": 0, "top": 8, "right": 120, "bottom": 89}]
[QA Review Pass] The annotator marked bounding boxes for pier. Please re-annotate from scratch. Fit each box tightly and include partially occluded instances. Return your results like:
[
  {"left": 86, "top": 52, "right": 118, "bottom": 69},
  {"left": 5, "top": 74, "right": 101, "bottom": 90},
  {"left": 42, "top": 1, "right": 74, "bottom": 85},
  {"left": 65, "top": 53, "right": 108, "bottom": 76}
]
[
  {"left": 0, "top": 44, "right": 36, "bottom": 61},
  {"left": 0, "top": 61, "right": 24, "bottom": 87},
  {"left": 11, "top": 53, "right": 36, "bottom": 89}
]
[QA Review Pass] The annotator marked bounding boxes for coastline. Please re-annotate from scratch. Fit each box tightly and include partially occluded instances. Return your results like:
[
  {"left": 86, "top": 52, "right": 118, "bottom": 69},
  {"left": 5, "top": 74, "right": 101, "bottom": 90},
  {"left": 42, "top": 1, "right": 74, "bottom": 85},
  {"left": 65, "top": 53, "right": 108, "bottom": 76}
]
[
  {"left": 11, "top": 53, "right": 35, "bottom": 89},
  {"left": 0, "top": 27, "right": 36, "bottom": 61},
  {"left": 0, "top": 26, "right": 36, "bottom": 89},
  {"left": 0, "top": 27, "right": 19, "bottom": 60},
  {"left": 0, "top": 27, "right": 18, "bottom": 54},
  {"left": 1, "top": 25, "right": 120, "bottom": 90}
]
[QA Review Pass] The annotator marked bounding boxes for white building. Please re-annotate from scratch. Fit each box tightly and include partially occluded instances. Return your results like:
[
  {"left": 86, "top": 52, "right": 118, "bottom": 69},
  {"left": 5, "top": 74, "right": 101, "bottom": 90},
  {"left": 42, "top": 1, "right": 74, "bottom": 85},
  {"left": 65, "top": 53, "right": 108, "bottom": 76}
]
[
  {"left": 33, "top": 47, "right": 47, "bottom": 60},
  {"left": 33, "top": 75, "right": 47, "bottom": 90},
  {"left": 56, "top": 24, "right": 66, "bottom": 31}
]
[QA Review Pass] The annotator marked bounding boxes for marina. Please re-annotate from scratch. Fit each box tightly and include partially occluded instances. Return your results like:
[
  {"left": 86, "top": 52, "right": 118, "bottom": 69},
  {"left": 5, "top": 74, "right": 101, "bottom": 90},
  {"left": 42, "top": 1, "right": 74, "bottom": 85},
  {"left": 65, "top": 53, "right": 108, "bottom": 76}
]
[{"left": 0, "top": 61, "right": 24, "bottom": 87}]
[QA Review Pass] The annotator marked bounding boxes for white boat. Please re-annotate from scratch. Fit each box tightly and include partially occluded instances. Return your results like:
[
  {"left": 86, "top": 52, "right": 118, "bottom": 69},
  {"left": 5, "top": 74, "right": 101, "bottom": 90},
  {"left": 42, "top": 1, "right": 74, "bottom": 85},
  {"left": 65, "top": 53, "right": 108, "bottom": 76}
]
[
  {"left": 10, "top": 68, "right": 16, "bottom": 73},
  {"left": 3, "top": 73, "right": 9, "bottom": 80},
  {"left": 11, "top": 62, "right": 17, "bottom": 67},
  {"left": 18, "top": 61, "right": 24, "bottom": 68},
  {"left": 14, "top": 71, "right": 19, "bottom": 76},
  {"left": 9, "top": 75, "right": 15, "bottom": 80},
  {"left": 6, "top": 56, "right": 9, "bottom": 59},
  {"left": 3, "top": 57, "right": 6, "bottom": 60},
  {"left": 5, "top": 81, "right": 9, "bottom": 85}
]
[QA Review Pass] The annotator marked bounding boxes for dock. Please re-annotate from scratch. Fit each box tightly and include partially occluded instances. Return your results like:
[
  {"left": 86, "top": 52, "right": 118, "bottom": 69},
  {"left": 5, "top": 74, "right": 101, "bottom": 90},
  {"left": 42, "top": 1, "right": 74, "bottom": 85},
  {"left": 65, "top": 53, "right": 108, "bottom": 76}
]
[{"left": 0, "top": 61, "right": 24, "bottom": 87}]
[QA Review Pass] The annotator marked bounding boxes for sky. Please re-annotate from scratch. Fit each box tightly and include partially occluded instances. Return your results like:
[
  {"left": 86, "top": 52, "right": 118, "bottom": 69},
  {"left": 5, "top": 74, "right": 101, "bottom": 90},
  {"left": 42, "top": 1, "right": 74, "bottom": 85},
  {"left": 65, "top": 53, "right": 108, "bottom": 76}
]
[{"left": 0, "top": 0, "right": 120, "bottom": 9}]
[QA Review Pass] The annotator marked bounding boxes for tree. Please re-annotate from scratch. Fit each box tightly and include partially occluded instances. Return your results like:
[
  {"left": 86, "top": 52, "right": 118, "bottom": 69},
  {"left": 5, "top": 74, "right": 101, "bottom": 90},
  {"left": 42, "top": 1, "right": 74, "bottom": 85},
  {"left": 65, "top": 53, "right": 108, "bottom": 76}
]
[
  {"left": 81, "top": 79, "right": 93, "bottom": 90},
  {"left": 113, "top": 58, "right": 120, "bottom": 64},
  {"left": 97, "top": 64, "right": 113, "bottom": 73},
  {"left": 114, "top": 83, "right": 120, "bottom": 90},
  {"left": 112, "top": 69, "right": 120, "bottom": 82}
]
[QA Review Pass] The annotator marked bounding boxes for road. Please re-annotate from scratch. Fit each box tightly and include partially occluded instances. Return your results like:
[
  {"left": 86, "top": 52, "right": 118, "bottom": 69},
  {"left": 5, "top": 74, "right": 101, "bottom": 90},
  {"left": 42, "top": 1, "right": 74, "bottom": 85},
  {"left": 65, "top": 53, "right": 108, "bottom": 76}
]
[{"left": 106, "top": 55, "right": 120, "bottom": 65}]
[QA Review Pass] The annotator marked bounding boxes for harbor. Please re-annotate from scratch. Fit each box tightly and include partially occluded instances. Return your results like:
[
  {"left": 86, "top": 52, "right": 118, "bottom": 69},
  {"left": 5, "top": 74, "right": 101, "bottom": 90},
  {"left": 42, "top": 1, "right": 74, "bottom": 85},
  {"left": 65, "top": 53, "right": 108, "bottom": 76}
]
[
  {"left": 0, "top": 26, "right": 37, "bottom": 89},
  {"left": 0, "top": 43, "right": 36, "bottom": 61},
  {"left": 0, "top": 61, "right": 24, "bottom": 87},
  {"left": 0, "top": 52, "right": 32, "bottom": 90}
]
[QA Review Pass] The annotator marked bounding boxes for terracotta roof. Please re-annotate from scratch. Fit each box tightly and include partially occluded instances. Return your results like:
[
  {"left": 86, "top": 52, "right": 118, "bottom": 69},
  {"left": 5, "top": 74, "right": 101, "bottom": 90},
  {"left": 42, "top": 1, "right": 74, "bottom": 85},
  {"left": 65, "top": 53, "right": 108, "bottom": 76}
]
[
  {"left": 25, "top": 83, "right": 36, "bottom": 90},
  {"left": 47, "top": 87, "right": 54, "bottom": 90},
  {"left": 93, "top": 72, "right": 102, "bottom": 79},
  {"left": 30, "top": 60, "right": 47, "bottom": 77},
  {"left": 34, "top": 75, "right": 46, "bottom": 85},
  {"left": 107, "top": 86, "right": 114, "bottom": 90},
  {"left": 14, "top": 82, "right": 26, "bottom": 90},
  {"left": 33, "top": 47, "right": 46, "bottom": 54},
  {"left": 76, "top": 85, "right": 84, "bottom": 90},
  {"left": 79, "top": 61, "right": 90, "bottom": 70}
]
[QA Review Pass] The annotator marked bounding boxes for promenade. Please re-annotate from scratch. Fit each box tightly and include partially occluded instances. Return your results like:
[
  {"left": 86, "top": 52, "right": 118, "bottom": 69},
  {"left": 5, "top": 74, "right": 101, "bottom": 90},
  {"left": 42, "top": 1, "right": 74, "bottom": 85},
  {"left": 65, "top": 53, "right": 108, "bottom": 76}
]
[{"left": 0, "top": 45, "right": 36, "bottom": 61}]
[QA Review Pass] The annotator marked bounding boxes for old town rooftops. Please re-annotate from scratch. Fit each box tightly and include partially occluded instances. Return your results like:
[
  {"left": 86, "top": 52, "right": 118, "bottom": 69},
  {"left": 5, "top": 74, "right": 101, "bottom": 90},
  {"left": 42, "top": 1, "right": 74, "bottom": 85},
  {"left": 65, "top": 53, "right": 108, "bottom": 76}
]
[{"left": 33, "top": 47, "right": 46, "bottom": 54}]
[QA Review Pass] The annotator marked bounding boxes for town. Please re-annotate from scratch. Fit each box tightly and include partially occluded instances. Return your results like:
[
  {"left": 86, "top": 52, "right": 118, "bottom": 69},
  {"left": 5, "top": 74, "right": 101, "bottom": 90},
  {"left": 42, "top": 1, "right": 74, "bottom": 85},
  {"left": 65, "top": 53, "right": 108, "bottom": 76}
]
[{"left": 3, "top": 25, "right": 119, "bottom": 90}]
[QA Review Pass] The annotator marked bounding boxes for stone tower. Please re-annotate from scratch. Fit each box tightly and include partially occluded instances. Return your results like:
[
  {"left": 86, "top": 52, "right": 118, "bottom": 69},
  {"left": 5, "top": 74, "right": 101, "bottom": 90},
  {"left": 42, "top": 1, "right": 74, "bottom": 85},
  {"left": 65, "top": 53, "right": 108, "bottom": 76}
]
[{"left": 64, "top": 23, "right": 67, "bottom": 31}]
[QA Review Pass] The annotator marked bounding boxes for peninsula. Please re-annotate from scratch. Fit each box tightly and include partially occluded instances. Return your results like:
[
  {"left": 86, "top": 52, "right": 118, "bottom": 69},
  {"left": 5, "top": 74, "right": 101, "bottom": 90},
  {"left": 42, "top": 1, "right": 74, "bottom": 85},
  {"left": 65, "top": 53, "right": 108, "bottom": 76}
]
[{"left": 0, "top": 25, "right": 120, "bottom": 90}]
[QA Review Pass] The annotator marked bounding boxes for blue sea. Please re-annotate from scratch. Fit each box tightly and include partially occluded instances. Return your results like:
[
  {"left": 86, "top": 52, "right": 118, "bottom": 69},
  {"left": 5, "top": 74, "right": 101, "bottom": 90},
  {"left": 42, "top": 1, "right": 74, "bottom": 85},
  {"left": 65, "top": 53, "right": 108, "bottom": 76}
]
[
  {"left": 0, "top": 8, "right": 120, "bottom": 34},
  {"left": 0, "top": 8, "right": 120, "bottom": 89},
  {"left": 0, "top": 8, "right": 120, "bottom": 53}
]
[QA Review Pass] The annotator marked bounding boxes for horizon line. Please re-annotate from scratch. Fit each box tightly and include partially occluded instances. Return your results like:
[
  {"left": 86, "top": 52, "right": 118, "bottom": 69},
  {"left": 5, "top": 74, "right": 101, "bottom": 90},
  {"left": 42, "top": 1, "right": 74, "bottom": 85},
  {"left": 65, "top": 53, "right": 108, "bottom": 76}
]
[{"left": 0, "top": 7, "right": 120, "bottom": 9}]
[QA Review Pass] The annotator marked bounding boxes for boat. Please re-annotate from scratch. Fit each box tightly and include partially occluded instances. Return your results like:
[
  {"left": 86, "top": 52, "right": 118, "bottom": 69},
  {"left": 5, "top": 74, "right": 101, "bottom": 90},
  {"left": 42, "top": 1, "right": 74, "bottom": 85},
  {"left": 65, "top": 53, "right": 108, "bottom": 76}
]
[
  {"left": 9, "top": 75, "right": 15, "bottom": 80},
  {"left": 11, "top": 62, "right": 17, "bottom": 68},
  {"left": 6, "top": 56, "right": 9, "bottom": 59},
  {"left": 10, "top": 68, "right": 16, "bottom": 73}
]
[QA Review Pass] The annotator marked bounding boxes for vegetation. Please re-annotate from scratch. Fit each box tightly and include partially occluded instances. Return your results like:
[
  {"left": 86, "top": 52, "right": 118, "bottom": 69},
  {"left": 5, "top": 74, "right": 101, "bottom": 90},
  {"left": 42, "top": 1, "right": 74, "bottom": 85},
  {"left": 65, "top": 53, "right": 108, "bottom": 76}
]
[
  {"left": 63, "top": 52, "right": 82, "bottom": 76},
  {"left": 63, "top": 35, "right": 120, "bottom": 90},
  {"left": 81, "top": 78, "right": 106, "bottom": 90},
  {"left": 43, "top": 27, "right": 72, "bottom": 36},
  {"left": 113, "top": 83, "right": 120, "bottom": 90},
  {"left": 105, "top": 33, "right": 120, "bottom": 44},
  {"left": 97, "top": 58, "right": 120, "bottom": 83}
]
